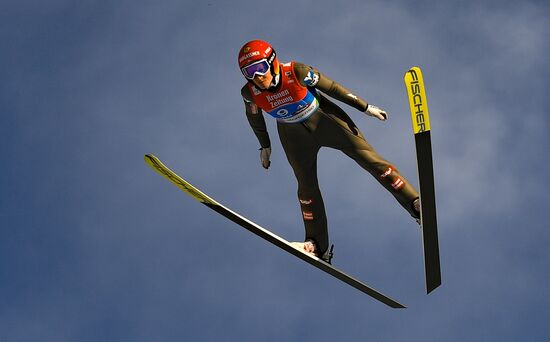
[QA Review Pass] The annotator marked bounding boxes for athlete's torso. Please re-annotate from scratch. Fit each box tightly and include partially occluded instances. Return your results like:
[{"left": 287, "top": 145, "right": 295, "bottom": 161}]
[{"left": 246, "top": 62, "right": 319, "bottom": 123}]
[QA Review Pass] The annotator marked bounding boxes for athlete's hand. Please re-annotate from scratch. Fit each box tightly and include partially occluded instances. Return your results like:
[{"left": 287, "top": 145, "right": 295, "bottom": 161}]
[
  {"left": 365, "top": 104, "right": 388, "bottom": 121},
  {"left": 260, "top": 147, "right": 271, "bottom": 169}
]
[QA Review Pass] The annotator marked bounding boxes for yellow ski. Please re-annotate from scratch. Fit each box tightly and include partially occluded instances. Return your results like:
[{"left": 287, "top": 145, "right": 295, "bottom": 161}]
[
  {"left": 145, "top": 154, "right": 406, "bottom": 308},
  {"left": 404, "top": 67, "right": 442, "bottom": 294}
]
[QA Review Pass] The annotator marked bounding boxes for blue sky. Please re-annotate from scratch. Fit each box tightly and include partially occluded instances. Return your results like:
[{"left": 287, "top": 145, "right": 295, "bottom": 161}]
[{"left": 2, "top": 1, "right": 550, "bottom": 341}]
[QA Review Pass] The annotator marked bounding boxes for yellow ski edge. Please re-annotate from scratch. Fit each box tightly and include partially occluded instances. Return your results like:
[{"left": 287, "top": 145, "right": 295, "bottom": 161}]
[
  {"left": 404, "top": 66, "right": 431, "bottom": 134},
  {"left": 144, "top": 154, "right": 216, "bottom": 205}
]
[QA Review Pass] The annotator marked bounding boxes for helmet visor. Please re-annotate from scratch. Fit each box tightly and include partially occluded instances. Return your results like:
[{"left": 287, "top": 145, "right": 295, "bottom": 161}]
[{"left": 241, "top": 59, "right": 270, "bottom": 80}]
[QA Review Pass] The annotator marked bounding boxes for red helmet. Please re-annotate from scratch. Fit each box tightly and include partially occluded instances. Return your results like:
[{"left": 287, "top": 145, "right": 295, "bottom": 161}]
[{"left": 238, "top": 40, "right": 280, "bottom": 80}]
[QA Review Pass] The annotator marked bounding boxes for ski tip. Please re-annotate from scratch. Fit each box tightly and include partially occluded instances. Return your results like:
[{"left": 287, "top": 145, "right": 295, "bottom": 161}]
[
  {"left": 144, "top": 154, "right": 160, "bottom": 165},
  {"left": 406, "top": 66, "right": 421, "bottom": 73},
  {"left": 403, "top": 66, "right": 423, "bottom": 81},
  {"left": 144, "top": 154, "right": 166, "bottom": 172}
]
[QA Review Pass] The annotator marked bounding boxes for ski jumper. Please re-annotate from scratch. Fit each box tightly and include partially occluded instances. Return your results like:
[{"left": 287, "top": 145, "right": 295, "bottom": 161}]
[{"left": 241, "top": 61, "right": 419, "bottom": 254}]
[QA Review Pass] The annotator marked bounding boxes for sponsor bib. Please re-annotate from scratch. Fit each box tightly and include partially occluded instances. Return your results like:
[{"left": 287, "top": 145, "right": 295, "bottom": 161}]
[{"left": 248, "top": 62, "right": 319, "bottom": 123}]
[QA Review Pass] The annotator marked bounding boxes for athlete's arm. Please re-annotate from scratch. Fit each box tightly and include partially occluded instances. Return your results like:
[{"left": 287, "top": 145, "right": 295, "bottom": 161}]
[
  {"left": 241, "top": 86, "right": 271, "bottom": 149},
  {"left": 293, "top": 62, "right": 368, "bottom": 111}
]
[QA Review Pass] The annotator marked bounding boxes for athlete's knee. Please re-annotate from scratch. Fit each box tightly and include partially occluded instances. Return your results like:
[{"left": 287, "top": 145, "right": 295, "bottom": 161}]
[
  {"left": 378, "top": 165, "right": 406, "bottom": 191},
  {"left": 297, "top": 181, "right": 320, "bottom": 197}
]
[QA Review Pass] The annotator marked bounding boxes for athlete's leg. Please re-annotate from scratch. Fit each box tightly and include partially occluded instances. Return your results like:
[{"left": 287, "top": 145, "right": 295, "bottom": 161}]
[
  {"left": 317, "top": 102, "right": 420, "bottom": 218},
  {"left": 277, "top": 121, "right": 330, "bottom": 253},
  {"left": 342, "top": 140, "right": 420, "bottom": 218}
]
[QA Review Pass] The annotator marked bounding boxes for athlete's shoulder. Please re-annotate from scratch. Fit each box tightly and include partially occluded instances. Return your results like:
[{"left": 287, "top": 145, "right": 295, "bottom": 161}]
[
  {"left": 241, "top": 84, "right": 254, "bottom": 102},
  {"left": 291, "top": 61, "right": 320, "bottom": 87},
  {"left": 292, "top": 61, "right": 309, "bottom": 71}
]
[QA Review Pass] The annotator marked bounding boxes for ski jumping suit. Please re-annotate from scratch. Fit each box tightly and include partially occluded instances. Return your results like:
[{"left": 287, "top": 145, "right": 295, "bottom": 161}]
[{"left": 241, "top": 61, "right": 419, "bottom": 254}]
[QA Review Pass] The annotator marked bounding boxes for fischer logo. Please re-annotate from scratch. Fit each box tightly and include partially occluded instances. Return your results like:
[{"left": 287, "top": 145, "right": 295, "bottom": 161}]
[
  {"left": 239, "top": 51, "right": 260, "bottom": 63},
  {"left": 408, "top": 69, "right": 426, "bottom": 132},
  {"left": 299, "top": 199, "right": 313, "bottom": 205}
]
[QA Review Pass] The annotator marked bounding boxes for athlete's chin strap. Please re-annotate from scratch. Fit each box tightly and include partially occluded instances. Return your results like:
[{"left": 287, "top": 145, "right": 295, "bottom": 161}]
[{"left": 270, "top": 73, "right": 281, "bottom": 89}]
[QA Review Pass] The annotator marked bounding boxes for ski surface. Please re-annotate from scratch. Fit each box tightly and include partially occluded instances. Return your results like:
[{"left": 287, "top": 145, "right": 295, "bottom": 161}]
[
  {"left": 404, "top": 67, "right": 442, "bottom": 294},
  {"left": 144, "top": 154, "right": 405, "bottom": 309}
]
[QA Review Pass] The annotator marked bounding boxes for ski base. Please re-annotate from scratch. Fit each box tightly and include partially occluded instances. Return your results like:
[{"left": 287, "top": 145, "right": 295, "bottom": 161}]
[
  {"left": 415, "top": 131, "right": 441, "bottom": 293},
  {"left": 404, "top": 66, "right": 442, "bottom": 294},
  {"left": 145, "top": 154, "right": 406, "bottom": 309}
]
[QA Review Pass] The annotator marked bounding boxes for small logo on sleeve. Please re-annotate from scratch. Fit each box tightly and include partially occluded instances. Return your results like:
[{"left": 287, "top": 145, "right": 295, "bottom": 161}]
[{"left": 303, "top": 70, "right": 319, "bottom": 87}]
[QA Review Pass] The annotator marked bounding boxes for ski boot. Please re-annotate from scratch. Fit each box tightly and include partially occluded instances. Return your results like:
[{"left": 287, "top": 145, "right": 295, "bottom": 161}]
[
  {"left": 413, "top": 198, "right": 421, "bottom": 225},
  {"left": 290, "top": 239, "right": 334, "bottom": 264}
]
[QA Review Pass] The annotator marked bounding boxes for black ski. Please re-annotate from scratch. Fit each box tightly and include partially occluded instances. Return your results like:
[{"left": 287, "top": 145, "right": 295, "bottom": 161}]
[
  {"left": 404, "top": 67, "right": 442, "bottom": 294},
  {"left": 145, "top": 154, "right": 406, "bottom": 308}
]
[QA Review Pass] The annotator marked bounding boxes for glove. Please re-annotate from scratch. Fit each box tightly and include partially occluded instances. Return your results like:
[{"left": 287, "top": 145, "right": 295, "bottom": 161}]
[
  {"left": 365, "top": 104, "right": 388, "bottom": 121},
  {"left": 260, "top": 147, "right": 271, "bottom": 169}
]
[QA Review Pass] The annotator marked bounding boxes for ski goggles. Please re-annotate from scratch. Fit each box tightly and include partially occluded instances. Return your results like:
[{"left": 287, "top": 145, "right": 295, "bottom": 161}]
[{"left": 241, "top": 59, "right": 270, "bottom": 80}]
